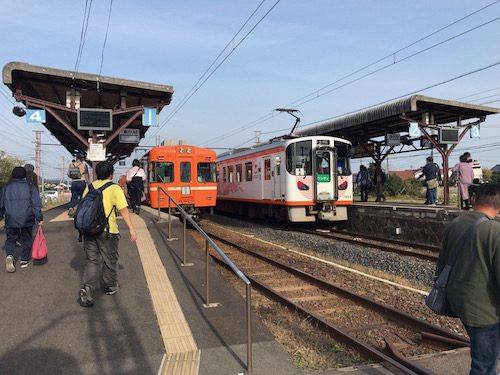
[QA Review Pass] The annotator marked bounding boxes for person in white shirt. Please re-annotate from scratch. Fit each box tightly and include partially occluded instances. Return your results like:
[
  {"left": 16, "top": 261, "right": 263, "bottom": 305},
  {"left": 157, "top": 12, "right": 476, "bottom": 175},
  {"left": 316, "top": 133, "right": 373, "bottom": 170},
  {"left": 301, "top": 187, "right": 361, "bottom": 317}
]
[{"left": 125, "top": 159, "right": 146, "bottom": 214}]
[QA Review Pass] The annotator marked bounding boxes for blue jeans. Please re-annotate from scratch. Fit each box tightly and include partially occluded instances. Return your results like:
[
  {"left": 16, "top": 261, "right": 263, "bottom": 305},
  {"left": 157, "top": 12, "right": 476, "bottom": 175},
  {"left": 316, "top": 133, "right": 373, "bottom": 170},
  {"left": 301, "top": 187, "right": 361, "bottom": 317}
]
[
  {"left": 5, "top": 227, "right": 33, "bottom": 261},
  {"left": 426, "top": 187, "right": 438, "bottom": 204},
  {"left": 69, "top": 180, "right": 87, "bottom": 209},
  {"left": 464, "top": 322, "right": 500, "bottom": 375}
]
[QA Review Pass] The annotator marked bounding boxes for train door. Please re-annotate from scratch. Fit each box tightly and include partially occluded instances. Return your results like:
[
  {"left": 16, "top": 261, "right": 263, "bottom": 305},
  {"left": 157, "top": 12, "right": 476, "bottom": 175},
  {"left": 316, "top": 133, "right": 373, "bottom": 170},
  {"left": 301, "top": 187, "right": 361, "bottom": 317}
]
[
  {"left": 314, "top": 147, "right": 338, "bottom": 202},
  {"left": 273, "top": 156, "right": 282, "bottom": 200},
  {"left": 262, "top": 158, "right": 272, "bottom": 199}
]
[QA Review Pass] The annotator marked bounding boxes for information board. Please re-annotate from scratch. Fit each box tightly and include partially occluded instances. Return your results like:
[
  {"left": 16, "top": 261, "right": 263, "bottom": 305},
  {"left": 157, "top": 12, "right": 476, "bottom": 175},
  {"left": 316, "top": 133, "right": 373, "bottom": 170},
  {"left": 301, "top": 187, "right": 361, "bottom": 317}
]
[{"left": 77, "top": 108, "right": 113, "bottom": 131}]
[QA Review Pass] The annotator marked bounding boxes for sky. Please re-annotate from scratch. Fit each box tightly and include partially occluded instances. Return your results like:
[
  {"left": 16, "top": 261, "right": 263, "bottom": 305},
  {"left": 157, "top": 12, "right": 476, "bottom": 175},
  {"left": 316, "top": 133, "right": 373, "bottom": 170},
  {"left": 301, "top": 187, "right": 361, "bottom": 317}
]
[{"left": 1, "top": 0, "right": 500, "bottom": 180}]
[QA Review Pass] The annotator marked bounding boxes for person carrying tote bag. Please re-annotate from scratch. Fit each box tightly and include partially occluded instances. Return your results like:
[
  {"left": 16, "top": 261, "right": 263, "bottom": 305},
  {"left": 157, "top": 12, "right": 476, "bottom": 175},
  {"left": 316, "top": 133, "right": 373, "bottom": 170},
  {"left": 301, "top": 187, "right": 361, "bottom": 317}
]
[{"left": 32, "top": 224, "right": 48, "bottom": 265}]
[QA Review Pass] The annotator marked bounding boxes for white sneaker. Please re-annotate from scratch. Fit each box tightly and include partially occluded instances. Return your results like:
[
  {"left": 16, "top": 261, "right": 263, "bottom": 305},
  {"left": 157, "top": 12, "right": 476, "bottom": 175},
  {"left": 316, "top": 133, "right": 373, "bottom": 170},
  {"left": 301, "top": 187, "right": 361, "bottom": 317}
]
[{"left": 6, "top": 255, "right": 15, "bottom": 273}]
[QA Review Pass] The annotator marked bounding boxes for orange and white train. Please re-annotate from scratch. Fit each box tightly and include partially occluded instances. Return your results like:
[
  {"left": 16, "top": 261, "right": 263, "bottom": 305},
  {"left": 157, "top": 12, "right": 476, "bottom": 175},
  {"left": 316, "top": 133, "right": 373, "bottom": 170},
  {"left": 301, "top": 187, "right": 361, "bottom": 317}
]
[
  {"left": 140, "top": 145, "right": 217, "bottom": 219},
  {"left": 216, "top": 135, "right": 353, "bottom": 222}
]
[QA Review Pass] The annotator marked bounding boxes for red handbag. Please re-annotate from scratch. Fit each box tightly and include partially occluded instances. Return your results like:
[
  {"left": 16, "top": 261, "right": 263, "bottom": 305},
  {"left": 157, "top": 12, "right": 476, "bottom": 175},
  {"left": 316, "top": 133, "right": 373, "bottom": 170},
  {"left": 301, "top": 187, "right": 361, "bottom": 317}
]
[{"left": 32, "top": 225, "right": 48, "bottom": 263}]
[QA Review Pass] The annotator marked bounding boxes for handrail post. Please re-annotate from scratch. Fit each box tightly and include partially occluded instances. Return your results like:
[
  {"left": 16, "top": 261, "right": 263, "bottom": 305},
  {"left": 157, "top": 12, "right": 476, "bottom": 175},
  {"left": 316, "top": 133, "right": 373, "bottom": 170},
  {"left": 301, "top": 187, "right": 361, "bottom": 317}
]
[
  {"left": 168, "top": 197, "right": 172, "bottom": 238},
  {"left": 247, "top": 283, "right": 253, "bottom": 374},
  {"left": 157, "top": 189, "right": 161, "bottom": 222},
  {"left": 181, "top": 215, "right": 193, "bottom": 267},
  {"left": 206, "top": 238, "right": 210, "bottom": 305}
]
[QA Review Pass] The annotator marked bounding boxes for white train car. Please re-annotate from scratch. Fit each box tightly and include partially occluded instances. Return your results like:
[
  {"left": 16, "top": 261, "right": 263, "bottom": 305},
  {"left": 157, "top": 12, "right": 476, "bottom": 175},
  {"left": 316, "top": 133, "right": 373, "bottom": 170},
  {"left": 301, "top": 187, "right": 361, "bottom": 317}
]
[{"left": 217, "top": 135, "right": 353, "bottom": 222}]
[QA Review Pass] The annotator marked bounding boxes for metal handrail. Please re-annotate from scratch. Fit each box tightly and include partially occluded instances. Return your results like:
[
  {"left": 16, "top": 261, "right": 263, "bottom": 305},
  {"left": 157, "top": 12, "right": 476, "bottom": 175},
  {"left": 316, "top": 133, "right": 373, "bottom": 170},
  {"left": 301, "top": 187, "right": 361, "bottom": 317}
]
[{"left": 156, "top": 186, "right": 252, "bottom": 374}]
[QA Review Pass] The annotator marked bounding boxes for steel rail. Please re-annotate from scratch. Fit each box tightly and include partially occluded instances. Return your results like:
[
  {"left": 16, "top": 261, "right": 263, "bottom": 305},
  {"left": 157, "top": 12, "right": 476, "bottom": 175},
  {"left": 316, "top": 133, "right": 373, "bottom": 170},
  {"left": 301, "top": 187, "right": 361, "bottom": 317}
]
[
  {"left": 204, "top": 230, "right": 467, "bottom": 345},
  {"left": 210, "top": 254, "right": 427, "bottom": 375}
]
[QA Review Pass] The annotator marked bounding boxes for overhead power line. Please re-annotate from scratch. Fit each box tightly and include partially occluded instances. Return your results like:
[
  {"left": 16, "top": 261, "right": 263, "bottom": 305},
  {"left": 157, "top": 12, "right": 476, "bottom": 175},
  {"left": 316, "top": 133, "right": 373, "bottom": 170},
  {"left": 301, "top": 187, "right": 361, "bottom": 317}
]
[
  {"left": 98, "top": 0, "right": 113, "bottom": 81},
  {"left": 145, "top": 0, "right": 282, "bottom": 144},
  {"left": 201, "top": 1, "right": 500, "bottom": 147},
  {"left": 73, "top": 0, "right": 93, "bottom": 76}
]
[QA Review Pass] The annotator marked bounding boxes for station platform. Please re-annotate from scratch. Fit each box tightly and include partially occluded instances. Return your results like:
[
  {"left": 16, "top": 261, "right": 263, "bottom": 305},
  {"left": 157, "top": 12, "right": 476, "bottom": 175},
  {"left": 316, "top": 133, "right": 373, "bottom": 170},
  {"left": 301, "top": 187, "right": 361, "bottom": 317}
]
[{"left": 0, "top": 204, "right": 479, "bottom": 375}]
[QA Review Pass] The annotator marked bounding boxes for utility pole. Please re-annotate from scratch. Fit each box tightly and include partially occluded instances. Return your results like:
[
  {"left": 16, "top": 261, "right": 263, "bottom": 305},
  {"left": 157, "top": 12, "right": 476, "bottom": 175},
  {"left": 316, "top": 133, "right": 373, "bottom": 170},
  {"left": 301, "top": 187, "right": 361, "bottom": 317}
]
[
  {"left": 60, "top": 155, "right": 65, "bottom": 199},
  {"left": 33, "top": 130, "right": 43, "bottom": 177}
]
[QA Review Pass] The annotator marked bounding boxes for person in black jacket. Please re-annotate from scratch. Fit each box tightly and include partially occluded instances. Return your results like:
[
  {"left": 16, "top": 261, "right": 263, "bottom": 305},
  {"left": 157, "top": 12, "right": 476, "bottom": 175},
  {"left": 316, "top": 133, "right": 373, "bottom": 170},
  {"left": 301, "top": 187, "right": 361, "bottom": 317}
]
[{"left": 0, "top": 167, "right": 44, "bottom": 272}]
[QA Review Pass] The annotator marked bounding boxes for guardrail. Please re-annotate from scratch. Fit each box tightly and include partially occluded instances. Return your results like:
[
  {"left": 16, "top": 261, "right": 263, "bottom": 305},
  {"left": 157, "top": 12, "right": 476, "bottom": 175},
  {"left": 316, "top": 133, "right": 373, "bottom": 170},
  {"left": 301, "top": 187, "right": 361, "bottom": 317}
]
[{"left": 156, "top": 186, "right": 253, "bottom": 373}]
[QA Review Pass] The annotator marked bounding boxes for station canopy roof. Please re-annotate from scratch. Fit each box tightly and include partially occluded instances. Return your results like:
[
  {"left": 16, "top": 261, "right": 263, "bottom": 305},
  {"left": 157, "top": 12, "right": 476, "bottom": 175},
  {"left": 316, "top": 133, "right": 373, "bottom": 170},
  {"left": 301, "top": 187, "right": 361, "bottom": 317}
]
[
  {"left": 2, "top": 61, "right": 174, "bottom": 162},
  {"left": 296, "top": 95, "right": 500, "bottom": 146}
]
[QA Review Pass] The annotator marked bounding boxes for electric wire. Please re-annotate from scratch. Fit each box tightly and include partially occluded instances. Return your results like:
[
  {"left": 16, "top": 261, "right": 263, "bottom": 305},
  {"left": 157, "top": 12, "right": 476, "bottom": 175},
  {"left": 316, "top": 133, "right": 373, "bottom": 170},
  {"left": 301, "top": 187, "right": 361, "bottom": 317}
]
[
  {"left": 98, "top": 0, "right": 113, "bottom": 80},
  {"left": 201, "top": 2, "right": 500, "bottom": 147},
  {"left": 145, "top": 0, "right": 282, "bottom": 143},
  {"left": 159, "top": 0, "right": 267, "bottom": 126},
  {"left": 225, "top": 59, "right": 500, "bottom": 150},
  {"left": 73, "top": 0, "right": 93, "bottom": 76}
]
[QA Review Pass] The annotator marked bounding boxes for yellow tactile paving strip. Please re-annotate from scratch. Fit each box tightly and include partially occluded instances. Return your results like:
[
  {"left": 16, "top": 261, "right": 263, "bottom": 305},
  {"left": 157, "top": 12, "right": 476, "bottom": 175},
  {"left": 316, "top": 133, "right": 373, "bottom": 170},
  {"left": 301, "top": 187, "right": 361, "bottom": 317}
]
[
  {"left": 52, "top": 210, "right": 199, "bottom": 374},
  {"left": 130, "top": 213, "right": 200, "bottom": 375}
]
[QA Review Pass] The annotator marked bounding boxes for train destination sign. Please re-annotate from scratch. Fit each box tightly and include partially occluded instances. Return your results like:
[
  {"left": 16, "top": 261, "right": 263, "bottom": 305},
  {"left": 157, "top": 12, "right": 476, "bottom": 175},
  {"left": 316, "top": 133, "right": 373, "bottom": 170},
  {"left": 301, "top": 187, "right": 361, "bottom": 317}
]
[{"left": 77, "top": 108, "right": 113, "bottom": 131}]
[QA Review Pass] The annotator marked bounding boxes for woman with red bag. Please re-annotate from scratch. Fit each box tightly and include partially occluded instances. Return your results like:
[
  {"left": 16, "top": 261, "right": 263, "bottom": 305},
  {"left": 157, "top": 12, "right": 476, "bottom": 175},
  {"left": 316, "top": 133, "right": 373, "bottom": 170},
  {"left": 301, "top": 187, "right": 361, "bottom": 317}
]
[{"left": 0, "top": 167, "right": 44, "bottom": 273}]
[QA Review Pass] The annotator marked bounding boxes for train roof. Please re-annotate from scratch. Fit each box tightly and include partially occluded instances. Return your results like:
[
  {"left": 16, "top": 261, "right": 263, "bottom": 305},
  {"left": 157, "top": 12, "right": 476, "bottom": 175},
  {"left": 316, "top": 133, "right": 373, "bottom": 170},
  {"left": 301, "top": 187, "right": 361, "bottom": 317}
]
[{"left": 217, "top": 134, "right": 351, "bottom": 161}]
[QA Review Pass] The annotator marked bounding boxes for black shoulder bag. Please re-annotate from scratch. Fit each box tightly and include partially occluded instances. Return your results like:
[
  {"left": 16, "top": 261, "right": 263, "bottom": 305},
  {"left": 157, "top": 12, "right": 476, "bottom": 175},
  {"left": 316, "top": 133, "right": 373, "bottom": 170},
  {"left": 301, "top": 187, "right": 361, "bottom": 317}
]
[{"left": 425, "top": 215, "right": 491, "bottom": 317}]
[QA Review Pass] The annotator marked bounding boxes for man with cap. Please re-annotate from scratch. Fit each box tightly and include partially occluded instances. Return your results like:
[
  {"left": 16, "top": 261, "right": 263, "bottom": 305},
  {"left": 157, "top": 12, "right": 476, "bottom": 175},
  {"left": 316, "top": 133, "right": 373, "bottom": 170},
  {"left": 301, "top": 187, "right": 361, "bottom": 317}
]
[
  {"left": 0, "top": 167, "right": 44, "bottom": 272},
  {"left": 67, "top": 152, "right": 89, "bottom": 217}
]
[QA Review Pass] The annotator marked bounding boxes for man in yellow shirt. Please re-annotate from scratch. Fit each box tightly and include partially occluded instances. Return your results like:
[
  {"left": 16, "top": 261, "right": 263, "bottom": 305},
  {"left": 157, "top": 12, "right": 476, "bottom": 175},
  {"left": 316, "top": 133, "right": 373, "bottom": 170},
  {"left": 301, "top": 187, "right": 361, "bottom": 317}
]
[{"left": 78, "top": 161, "right": 137, "bottom": 307}]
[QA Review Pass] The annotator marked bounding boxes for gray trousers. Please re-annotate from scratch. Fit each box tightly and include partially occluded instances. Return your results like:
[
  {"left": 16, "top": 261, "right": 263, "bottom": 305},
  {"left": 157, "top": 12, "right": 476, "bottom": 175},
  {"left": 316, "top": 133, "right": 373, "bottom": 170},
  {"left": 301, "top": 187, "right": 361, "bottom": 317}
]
[{"left": 81, "top": 232, "right": 120, "bottom": 292}]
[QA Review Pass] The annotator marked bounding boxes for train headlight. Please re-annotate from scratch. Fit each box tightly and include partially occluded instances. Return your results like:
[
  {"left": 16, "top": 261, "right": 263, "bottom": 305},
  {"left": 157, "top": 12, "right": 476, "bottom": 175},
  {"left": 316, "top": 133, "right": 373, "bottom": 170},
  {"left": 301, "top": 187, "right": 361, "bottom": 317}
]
[
  {"left": 179, "top": 147, "right": 185, "bottom": 153},
  {"left": 186, "top": 147, "right": 192, "bottom": 153},
  {"left": 181, "top": 186, "right": 190, "bottom": 195}
]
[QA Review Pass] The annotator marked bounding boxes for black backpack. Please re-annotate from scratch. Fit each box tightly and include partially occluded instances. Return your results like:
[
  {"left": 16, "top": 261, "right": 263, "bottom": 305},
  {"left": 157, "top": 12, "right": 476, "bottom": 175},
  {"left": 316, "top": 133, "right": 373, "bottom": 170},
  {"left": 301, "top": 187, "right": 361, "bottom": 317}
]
[
  {"left": 128, "top": 171, "right": 144, "bottom": 191},
  {"left": 74, "top": 182, "right": 114, "bottom": 241}
]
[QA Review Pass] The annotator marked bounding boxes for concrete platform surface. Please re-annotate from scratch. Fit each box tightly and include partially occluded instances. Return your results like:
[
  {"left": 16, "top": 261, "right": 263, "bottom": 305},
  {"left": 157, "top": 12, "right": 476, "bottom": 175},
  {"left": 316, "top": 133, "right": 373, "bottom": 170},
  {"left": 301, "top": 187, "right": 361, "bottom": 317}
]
[{"left": 0, "top": 204, "right": 485, "bottom": 375}]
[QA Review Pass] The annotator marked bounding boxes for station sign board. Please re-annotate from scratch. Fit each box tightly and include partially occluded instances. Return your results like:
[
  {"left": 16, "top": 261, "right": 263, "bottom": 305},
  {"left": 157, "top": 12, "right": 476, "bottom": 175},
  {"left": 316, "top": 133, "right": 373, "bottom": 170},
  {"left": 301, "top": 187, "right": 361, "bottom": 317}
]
[
  {"left": 386, "top": 133, "right": 401, "bottom": 146},
  {"left": 351, "top": 143, "right": 374, "bottom": 158},
  {"left": 119, "top": 128, "right": 140, "bottom": 143}
]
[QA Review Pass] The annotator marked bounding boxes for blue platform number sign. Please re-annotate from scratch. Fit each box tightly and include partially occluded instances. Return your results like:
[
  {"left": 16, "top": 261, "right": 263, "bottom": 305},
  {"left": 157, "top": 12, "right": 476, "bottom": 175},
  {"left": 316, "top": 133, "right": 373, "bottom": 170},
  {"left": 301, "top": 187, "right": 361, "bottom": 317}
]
[
  {"left": 26, "top": 109, "right": 46, "bottom": 123},
  {"left": 142, "top": 108, "right": 158, "bottom": 127},
  {"left": 471, "top": 124, "right": 480, "bottom": 139},
  {"left": 409, "top": 122, "right": 420, "bottom": 138}
]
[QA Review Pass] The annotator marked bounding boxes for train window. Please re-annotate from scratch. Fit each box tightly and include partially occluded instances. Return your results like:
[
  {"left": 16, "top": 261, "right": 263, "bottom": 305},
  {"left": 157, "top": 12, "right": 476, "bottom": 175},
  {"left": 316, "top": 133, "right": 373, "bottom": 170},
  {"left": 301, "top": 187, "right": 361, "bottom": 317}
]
[
  {"left": 181, "top": 162, "right": 191, "bottom": 182},
  {"left": 197, "top": 162, "right": 217, "bottom": 183},
  {"left": 152, "top": 162, "right": 174, "bottom": 183},
  {"left": 222, "top": 167, "right": 227, "bottom": 182},
  {"left": 235, "top": 164, "right": 242, "bottom": 182},
  {"left": 286, "top": 140, "right": 312, "bottom": 176},
  {"left": 245, "top": 162, "right": 252, "bottom": 181},
  {"left": 228, "top": 166, "right": 234, "bottom": 182},
  {"left": 317, "top": 152, "right": 330, "bottom": 174},
  {"left": 335, "top": 142, "right": 352, "bottom": 176},
  {"left": 264, "top": 159, "right": 271, "bottom": 180}
]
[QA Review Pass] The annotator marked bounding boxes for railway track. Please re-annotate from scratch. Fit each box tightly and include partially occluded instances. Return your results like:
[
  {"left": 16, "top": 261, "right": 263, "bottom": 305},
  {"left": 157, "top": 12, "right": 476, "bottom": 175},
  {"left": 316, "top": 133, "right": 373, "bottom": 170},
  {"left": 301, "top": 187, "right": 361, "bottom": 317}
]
[
  {"left": 193, "top": 227, "right": 468, "bottom": 375},
  {"left": 293, "top": 227, "right": 440, "bottom": 262}
]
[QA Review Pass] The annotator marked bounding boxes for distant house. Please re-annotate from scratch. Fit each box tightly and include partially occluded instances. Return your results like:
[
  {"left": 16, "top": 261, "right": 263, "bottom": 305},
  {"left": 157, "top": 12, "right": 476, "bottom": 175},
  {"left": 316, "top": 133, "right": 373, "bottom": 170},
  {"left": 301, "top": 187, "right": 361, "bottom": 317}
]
[
  {"left": 491, "top": 164, "right": 500, "bottom": 173},
  {"left": 389, "top": 170, "right": 419, "bottom": 180}
]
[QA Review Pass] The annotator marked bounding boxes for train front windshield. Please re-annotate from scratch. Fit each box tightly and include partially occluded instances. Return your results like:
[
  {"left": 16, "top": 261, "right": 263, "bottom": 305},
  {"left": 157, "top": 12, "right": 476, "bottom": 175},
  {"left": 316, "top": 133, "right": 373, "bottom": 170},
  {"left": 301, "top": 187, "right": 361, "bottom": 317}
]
[
  {"left": 197, "top": 162, "right": 217, "bottom": 183},
  {"left": 286, "top": 140, "right": 351, "bottom": 176},
  {"left": 151, "top": 162, "right": 174, "bottom": 183}
]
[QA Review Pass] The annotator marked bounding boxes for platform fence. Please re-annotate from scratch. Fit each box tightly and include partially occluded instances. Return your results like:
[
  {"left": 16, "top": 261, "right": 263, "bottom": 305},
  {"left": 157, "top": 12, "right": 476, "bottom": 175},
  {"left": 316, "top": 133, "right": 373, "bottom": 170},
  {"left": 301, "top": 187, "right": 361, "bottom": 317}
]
[{"left": 156, "top": 186, "right": 253, "bottom": 374}]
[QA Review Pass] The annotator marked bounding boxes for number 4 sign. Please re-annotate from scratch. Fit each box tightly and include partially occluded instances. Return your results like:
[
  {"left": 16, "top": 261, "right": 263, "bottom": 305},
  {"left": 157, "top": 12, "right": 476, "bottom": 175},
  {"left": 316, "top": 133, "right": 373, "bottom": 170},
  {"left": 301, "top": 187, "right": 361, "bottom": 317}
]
[{"left": 26, "top": 109, "right": 46, "bottom": 123}]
